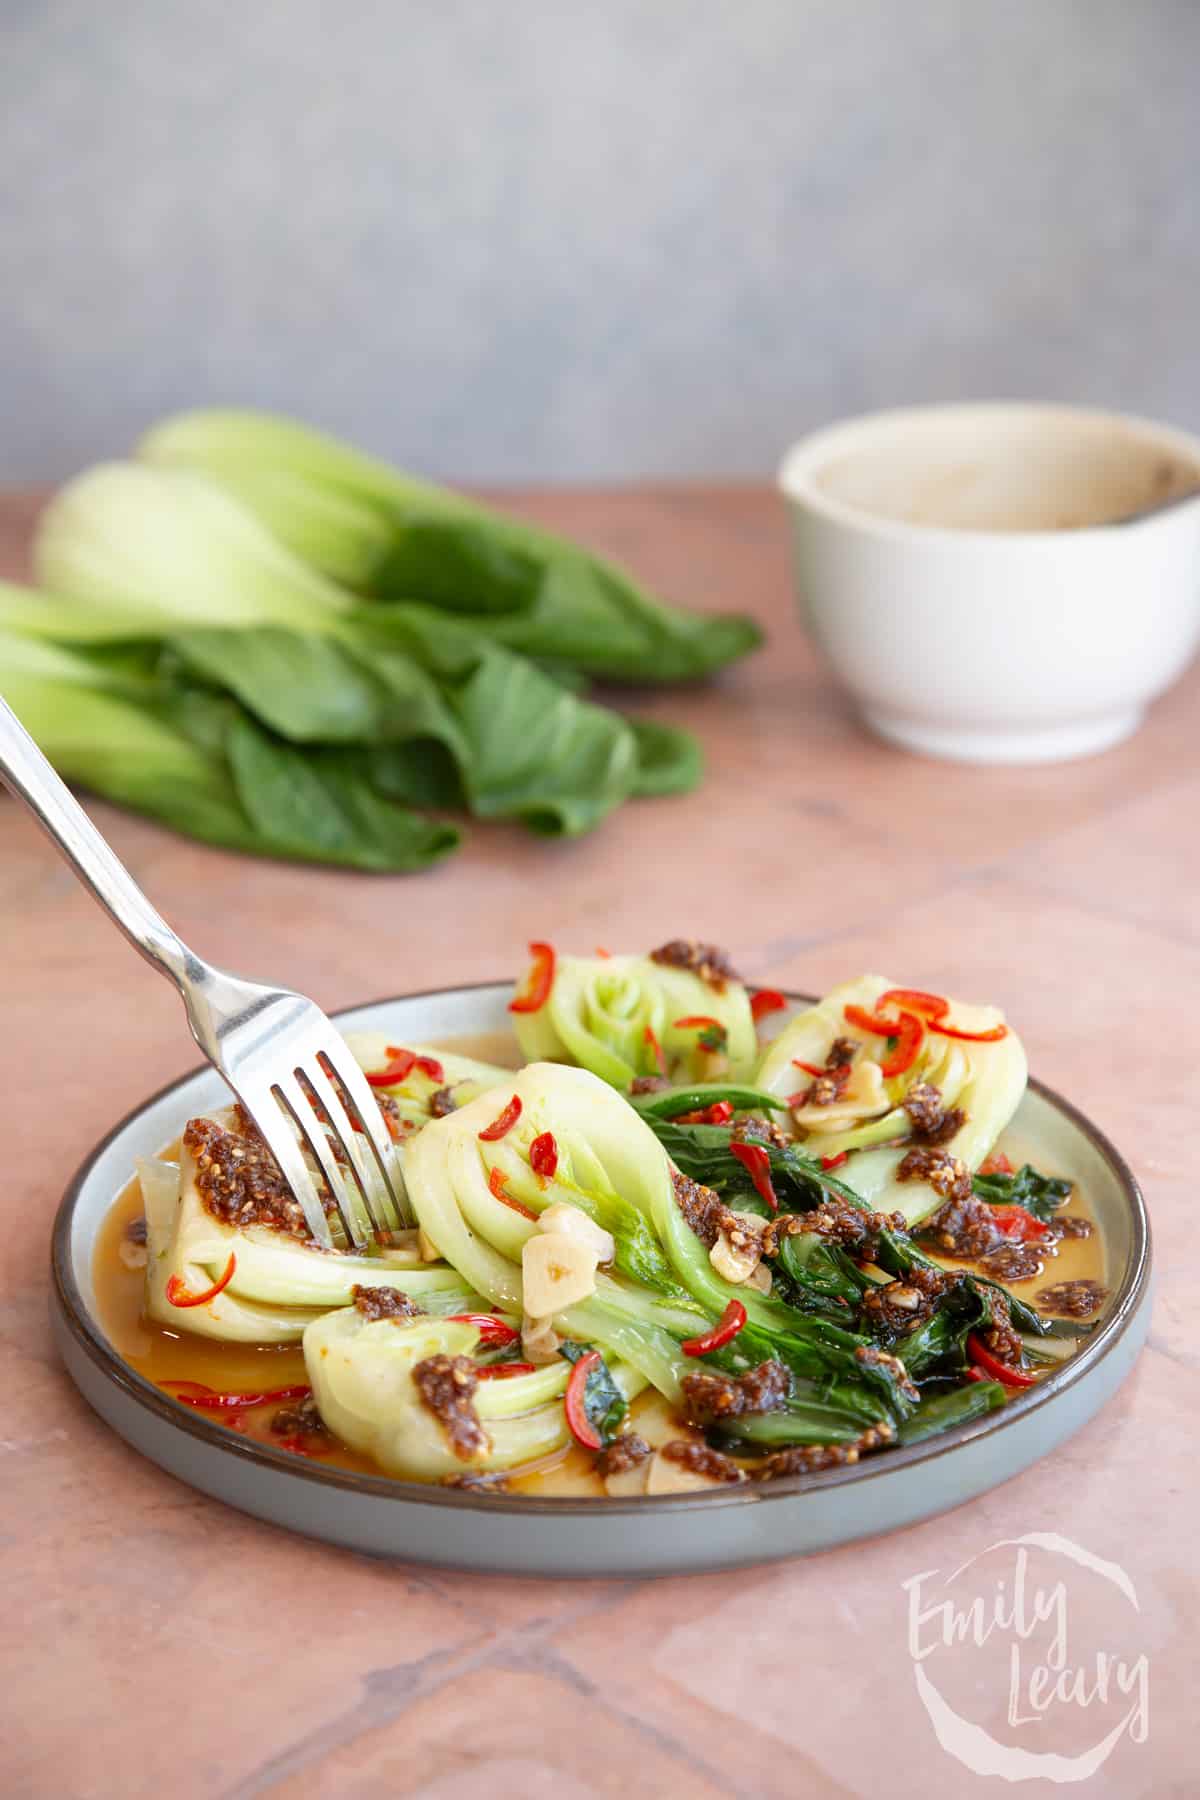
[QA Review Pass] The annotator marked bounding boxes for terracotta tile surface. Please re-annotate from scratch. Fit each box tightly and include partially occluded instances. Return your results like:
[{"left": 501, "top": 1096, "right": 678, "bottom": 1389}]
[{"left": 1, "top": 486, "right": 1193, "bottom": 1795}]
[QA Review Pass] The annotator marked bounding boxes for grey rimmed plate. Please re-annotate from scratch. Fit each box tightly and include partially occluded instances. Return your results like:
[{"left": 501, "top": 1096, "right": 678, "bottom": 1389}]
[{"left": 51, "top": 982, "right": 1152, "bottom": 1577}]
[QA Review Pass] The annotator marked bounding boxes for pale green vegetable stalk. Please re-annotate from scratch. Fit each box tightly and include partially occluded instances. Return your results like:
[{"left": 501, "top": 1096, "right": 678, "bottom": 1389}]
[
  {"left": 0, "top": 623, "right": 261, "bottom": 843},
  {"left": 35, "top": 462, "right": 348, "bottom": 631},
  {"left": 342, "top": 1033, "right": 512, "bottom": 1131},
  {"left": 403, "top": 1062, "right": 913, "bottom": 1421},
  {"left": 511, "top": 952, "right": 758, "bottom": 1090},
  {"left": 755, "top": 974, "right": 1028, "bottom": 1224},
  {"left": 140, "top": 1157, "right": 327, "bottom": 1343},
  {"left": 0, "top": 618, "right": 463, "bottom": 875},
  {"left": 302, "top": 1308, "right": 645, "bottom": 1480},
  {"left": 403, "top": 1062, "right": 718, "bottom": 1385},
  {"left": 140, "top": 1092, "right": 489, "bottom": 1342}
]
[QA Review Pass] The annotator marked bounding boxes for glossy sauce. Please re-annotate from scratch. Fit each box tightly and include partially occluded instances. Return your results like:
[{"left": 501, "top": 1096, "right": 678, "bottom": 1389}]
[{"left": 91, "top": 1042, "right": 1106, "bottom": 1497}]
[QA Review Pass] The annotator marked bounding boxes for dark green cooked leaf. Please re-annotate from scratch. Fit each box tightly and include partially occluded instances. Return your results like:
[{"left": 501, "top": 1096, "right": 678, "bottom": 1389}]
[{"left": 972, "top": 1162, "right": 1073, "bottom": 1222}]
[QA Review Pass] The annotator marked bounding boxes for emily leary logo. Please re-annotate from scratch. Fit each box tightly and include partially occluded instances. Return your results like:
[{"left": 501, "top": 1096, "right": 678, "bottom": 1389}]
[{"left": 902, "top": 1532, "right": 1149, "bottom": 1782}]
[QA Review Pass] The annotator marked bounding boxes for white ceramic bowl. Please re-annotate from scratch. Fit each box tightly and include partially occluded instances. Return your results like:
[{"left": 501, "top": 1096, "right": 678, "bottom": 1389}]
[{"left": 779, "top": 403, "right": 1200, "bottom": 763}]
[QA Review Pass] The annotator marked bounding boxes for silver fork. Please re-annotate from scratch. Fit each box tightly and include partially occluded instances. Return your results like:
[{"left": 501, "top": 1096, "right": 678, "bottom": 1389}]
[{"left": 0, "top": 696, "right": 408, "bottom": 1249}]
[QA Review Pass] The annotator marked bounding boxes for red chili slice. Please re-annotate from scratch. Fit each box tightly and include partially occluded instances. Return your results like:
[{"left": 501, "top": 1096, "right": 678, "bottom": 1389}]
[
  {"left": 820, "top": 1151, "right": 849, "bottom": 1171},
  {"left": 595, "top": 947, "right": 612, "bottom": 958},
  {"left": 487, "top": 1165, "right": 538, "bottom": 1220},
  {"left": 564, "top": 1350, "right": 603, "bottom": 1450},
  {"left": 729, "top": 1141, "right": 778, "bottom": 1212},
  {"left": 165, "top": 1252, "right": 237, "bottom": 1309},
  {"left": 477, "top": 1361, "right": 538, "bottom": 1379},
  {"left": 673, "top": 1015, "right": 722, "bottom": 1030},
  {"left": 751, "top": 989, "right": 787, "bottom": 1023},
  {"left": 792, "top": 1060, "right": 828, "bottom": 1078},
  {"left": 978, "top": 1152, "right": 1015, "bottom": 1177},
  {"left": 966, "top": 1334, "right": 1037, "bottom": 1387},
  {"left": 858, "top": 992, "right": 1008, "bottom": 1045},
  {"left": 529, "top": 1131, "right": 559, "bottom": 1179},
  {"left": 987, "top": 1204, "right": 1048, "bottom": 1243},
  {"left": 162, "top": 1380, "right": 312, "bottom": 1411},
  {"left": 509, "top": 942, "right": 556, "bottom": 1014},
  {"left": 365, "top": 1048, "right": 446, "bottom": 1088},
  {"left": 930, "top": 1020, "right": 1009, "bottom": 1043},
  {"left": 479, "top": 1095, "right": 523, "bottom": 1141},
  {"left": 842, "top": 1003, "right": 925, "bottom": 1077},
  {"left": 674, "top": 1101, "right": 735, "bottom": 1125},
  {"left": 367, "top": 1051, "right": 413, "bottom": 1087},
  {"left": 878, "top": 988, "right": 949, "bottom": 1021},
  {"left": 366, "top": 1048, "right": 416, "bottom": 1087},
  {"left": 843, "top": 1002, "right": 895, "bottom": 1036},
  {"left": 964, "top": 1365, "right": 989, "bottom": 1384},
  {"left": 881, "top": 1011, "right": 925, "bottom": 1077},
  {"left": 447, "top": 1313, "right": 520, "bottom": 1346},
  {"left": 681, "top": 1298, "right": 748, "bottom": 1356},
  {"left": 643, "top": 1025, "right": 666, "bottom": 1076}
]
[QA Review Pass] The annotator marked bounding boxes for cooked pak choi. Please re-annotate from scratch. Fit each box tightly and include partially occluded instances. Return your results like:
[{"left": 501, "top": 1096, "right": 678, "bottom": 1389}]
[
  {"left": 755, "top": 975, "right": 1028, "bottom": 1225},
  {"left": 125, "top": 953, "right": 1086, "bottom": 1492},
  {"left": 141, "top": 1109, "right": 483, "bottom": 1343},
  {"left": 510, "top": 949, "right": 757, "bottom": 1089}
]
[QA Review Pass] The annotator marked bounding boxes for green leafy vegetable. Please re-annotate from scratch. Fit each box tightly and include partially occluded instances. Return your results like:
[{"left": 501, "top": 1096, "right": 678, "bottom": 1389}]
[
  {"left": 897, "top": 1381, "right": 1007, "bottom": 1445},
  {"left": 138, "top": 407, "right": 764, "bottom": 682},
  {"left": 405, "top": 1061, "right": 918, "bottom": 1433},
  {"left": 754, "top": 974, "right": 1029, "bottom": 1225},
  {"left": 11, "top": 409, "right": 747, "bottom": 867},
  {"left": 629, "top": 1082, "right": 790, "bottom": 1119},
  {"left": 626, "top": 720, "right": 704, "bottom": 798},
  {"left": 509, "top": 951, "right": 758, "bottom": 1088},
  {"left": 645, "top": 1117, "right": 853, "bottom": 1214},
  {"left": 972, "top": 1162, "right": 1073, "bottom": 1221},
  {"left": 890, "top": 1282, "right": 985, "bottom": 1376},
  {"left": 0, "top": 622, "right": 460, "bottom": 872}
]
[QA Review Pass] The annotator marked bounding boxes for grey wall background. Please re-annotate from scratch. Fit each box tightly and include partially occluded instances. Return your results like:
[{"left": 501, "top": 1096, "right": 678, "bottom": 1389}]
[{"left": 3, "top": 0, "right": 1198, "bottom": 484}]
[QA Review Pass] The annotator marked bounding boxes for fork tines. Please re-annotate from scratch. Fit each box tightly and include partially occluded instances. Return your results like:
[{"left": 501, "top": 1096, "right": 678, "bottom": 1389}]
[{"left": 241, "top": 1045, "right": 410, "bottom": 1251}]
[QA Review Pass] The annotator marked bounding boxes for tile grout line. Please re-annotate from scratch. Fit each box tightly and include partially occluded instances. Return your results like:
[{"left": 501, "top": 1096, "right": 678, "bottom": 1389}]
[
  {"left": 506, "top": 1639, "right": 749, "bottom": 1800},
  {"left": 224, "top": 1580, "right": 641, "bottom": 1799}
]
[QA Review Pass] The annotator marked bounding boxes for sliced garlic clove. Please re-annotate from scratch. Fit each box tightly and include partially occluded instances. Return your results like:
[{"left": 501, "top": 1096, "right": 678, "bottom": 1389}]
[
  {"left": 793, "top": 1057, "right": 887, "bottom": 1129},
  {"left": 745, "top": 1261, "right": 773, "bottom": 1295},
  {"left": 537, "top": 1200, "right": 614, "bottom": 1266},
  {"left": 727, "top": 1209, "right": 768, "bottom": 1238},
  {"left": 521, "top": 1231, "right": 599, "bottom": 1316},
  {"left": 709, "top": 1228, "right": 761, "bottom": 1285},
  {"left": 521, "top": 1313, "right": 563, "bottom": 1364}
]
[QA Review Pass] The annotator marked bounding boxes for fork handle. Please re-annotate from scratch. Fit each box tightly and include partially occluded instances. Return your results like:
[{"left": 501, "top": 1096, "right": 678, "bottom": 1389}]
[{"left": 0, "top": 696, "right": 192, "bottom": 989}]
